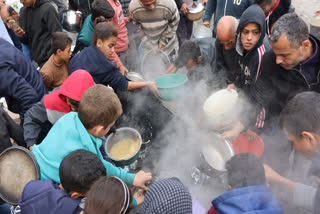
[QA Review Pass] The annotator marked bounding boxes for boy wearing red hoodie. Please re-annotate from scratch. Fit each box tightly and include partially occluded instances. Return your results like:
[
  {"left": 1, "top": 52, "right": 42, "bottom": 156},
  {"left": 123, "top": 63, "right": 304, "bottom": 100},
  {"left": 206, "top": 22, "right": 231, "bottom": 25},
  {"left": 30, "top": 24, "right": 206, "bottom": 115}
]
[{"left": 23, "top": 69, "right": 95, "bottom": 150}]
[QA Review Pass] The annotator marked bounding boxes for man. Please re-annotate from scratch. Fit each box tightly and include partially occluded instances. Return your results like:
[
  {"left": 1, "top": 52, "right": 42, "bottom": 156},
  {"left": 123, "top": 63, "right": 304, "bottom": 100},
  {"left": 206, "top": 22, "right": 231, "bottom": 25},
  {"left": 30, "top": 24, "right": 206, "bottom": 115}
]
[
  {"left": 215, "top": 16, "right": 241, "bottom": 86},
  {"left": 129, "top": 0, "right": 180, "bottom": 59},
  {"left": 14, "top": 0, "right": 62, "bottom": 67},
  {"left": 0, "top": 38, "right": 47, "bottom": 124},
  {"left": 202, "top": 0, "right": 252, "bottom": 37}
]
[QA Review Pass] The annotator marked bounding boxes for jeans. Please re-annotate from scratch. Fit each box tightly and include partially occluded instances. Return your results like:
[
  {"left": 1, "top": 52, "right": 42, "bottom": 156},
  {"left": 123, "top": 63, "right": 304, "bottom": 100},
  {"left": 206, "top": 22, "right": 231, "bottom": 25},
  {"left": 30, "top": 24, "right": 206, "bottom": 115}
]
[{"left": 0, "top": 200, "right": 11, "bottom": 214}]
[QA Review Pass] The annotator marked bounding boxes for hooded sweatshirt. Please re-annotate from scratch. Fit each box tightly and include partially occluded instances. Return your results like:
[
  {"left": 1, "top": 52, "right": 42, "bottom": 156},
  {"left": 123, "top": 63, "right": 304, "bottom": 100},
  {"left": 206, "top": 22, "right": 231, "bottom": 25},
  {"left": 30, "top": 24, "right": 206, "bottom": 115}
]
[
  {"left": 19, "top": 0, "right": 62, "bottom": 66},
  {"left": 233, "top": 4, "right": 271, "bottom": 130},
  {"left": 23, "top": 70, "right": 95, "bottom": 148}
]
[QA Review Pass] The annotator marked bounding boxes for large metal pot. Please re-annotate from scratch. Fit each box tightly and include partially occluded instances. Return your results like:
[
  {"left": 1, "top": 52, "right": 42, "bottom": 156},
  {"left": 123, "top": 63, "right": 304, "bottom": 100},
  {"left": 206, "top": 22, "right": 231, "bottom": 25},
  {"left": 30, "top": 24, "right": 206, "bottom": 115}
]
[
  {"left": 187, "top": 1, "right": 204, "bottom": 21},
  {"left": 62, "top": 10, "right": 83, "bottom": 32},
  {"left": 105, "top": 127, "right": 148, "bottom": 167}
]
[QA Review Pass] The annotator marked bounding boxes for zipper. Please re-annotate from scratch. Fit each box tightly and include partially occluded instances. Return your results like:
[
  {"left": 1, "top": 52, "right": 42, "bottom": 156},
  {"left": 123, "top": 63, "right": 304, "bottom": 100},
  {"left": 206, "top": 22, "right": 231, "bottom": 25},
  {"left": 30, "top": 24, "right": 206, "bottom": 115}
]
[{"left": 292, "top": 64, "right": 311, "bottom": 89}]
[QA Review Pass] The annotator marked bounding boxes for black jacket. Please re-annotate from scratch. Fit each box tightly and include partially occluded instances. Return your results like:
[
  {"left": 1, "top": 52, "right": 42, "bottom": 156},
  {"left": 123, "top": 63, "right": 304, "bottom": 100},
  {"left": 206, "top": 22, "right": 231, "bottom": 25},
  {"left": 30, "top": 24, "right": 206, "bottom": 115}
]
[
  {"left": 19, "top": 0, "right": 62, "bottom": 66},
  {"left": 254, "top": 35, "right": 320, "bottom": 130}
]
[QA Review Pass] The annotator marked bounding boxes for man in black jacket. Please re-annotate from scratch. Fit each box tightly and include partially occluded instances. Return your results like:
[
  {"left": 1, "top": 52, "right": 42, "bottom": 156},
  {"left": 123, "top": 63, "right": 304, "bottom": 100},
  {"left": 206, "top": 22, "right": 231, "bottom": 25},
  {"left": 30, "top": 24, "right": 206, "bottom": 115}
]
[{"left": 14, "top": 0, "right": 62, "bottom": 67}]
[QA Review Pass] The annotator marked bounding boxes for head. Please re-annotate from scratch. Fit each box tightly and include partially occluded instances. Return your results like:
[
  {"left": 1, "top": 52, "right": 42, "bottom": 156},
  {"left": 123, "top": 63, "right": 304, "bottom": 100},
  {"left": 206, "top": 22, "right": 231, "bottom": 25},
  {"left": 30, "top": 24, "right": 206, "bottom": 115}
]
[
  {"left": 51, "top": 32, "right": 72, "bottom": 62},
  {"left": 174, "top": 40, "right": 201, "bottom": 70},
  {"left": 78, "top": 84, "right": 122, "bottom": 138},
  {"left": 20, "top": 0, "right": 35, "bottom": 7},
  {"left": 254, "top": 0, "right": 277, "bottom": 13},
  {"left": 59, "top": 149, "right": 106, "bottom": 199},
  {"left": 91, "top": 0, "right": 114, "bottom": 25},
  {"left": 82, "top": 176, "right": 132, "bottom": 214},
  {"left": 92, "top": 22, "right": 118, "bottom": 59},
  {"left": 216, "top": 16, "right": 238, "bottom": 50},
  {"left": 0, "top": 5, "right": 19, "bottom": 27},
  {"left": 140, "top": 0, "right": 157, "bottom": 10},
  {"left": 279, "top": 92, "right": 320, "bottom": 159},
  {"left": 226, "top": 153, "right": 266, "bottom": 189},
  {"left": 240, "top": 22, "right": 261, "bottom": 51},
  {"left": 142, "top": 178, "right": 192, "bottom": 214},
  {"left": 270, "top": 13, "right": 311, "bottom": 69}
]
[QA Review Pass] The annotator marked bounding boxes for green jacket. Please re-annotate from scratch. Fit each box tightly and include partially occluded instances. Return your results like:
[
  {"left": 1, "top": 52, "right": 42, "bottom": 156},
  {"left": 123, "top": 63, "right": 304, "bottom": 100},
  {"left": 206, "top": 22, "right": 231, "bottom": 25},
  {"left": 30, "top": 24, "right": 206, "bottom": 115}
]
[{"left": 77, "top": 15, "right": 94, "bottom": 46}]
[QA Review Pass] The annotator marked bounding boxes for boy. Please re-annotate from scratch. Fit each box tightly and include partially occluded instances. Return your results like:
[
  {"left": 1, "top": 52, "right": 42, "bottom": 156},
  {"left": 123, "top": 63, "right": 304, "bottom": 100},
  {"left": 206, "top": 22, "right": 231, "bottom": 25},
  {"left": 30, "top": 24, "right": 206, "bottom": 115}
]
[
  {"left": 12, "top": 149, "right": 106, "bottom": 214},
  {"left": 40, "top": 32, "right": 72, "bottom": 91},
  {"left": 31, "top": 84, "right": 152, "bottom": 194},
  {"left": 23, "top": 69, "right": 95, "bottom": 150},
  {"left": 264, "top": 91, "right": 320, "bottom": 212},
  {"left": 208, "top": 153, "right": 283, "bottom": 213}
]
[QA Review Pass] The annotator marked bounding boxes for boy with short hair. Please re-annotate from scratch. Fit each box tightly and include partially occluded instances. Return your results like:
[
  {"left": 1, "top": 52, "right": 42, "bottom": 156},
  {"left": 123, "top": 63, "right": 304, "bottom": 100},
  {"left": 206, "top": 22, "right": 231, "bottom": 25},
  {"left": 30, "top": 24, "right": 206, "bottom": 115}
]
[
  {"left": 40, "top": 32, "right": 72, "bottom": 91},
  {"left": 208, "top": 153, "right": 283, "bottom": 213},
  {"left": 31, "top": 84, "right": 152, "bottom": 196},
  {"left": 264, "top": 91, "right": 320, "bottom": 212},
  {"left": 12, "top": 149, "right": 106, "bottom": 214}
]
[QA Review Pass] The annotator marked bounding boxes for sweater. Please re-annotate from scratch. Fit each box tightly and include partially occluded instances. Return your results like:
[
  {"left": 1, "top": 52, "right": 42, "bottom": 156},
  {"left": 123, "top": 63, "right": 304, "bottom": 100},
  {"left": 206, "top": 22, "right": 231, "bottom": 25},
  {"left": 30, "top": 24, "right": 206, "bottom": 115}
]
[
  {"left": 19, "top": 0, "right": 62, "bottom": 66},
  {"left": 32, "top": 112, "right": 135, "bottom": 185},
  {"left": 129, "top": 0, "right": 180, "bottom": 56},
  {"left": 40, "top": 55, "right": 69, "bottom": 91}
]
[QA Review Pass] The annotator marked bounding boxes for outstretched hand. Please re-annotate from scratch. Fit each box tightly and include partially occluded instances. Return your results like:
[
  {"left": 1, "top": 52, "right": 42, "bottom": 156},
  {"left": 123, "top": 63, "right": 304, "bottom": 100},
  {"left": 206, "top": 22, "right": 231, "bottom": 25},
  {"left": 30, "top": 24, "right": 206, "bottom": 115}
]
[{"left": 133, "top": 170, "right": 152, "bottom": 191}]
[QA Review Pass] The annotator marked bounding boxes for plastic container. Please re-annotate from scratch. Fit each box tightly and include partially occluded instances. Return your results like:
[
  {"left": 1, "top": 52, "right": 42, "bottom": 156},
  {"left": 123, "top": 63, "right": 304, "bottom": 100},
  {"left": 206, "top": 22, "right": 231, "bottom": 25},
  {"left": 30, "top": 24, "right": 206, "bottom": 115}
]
[
  {"left": 155, "top": 74, "right": 188, "bottom": 100},
  {"left": 232, "top": 132, "right": 264, "bottom": 158}
]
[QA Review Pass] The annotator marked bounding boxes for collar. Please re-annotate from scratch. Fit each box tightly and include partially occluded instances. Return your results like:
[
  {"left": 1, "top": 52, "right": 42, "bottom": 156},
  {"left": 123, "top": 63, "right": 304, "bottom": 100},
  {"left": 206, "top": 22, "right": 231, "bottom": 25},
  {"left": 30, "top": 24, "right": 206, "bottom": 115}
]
[{"left": 301, "top": 36, "right": 319, "bottom": 66}]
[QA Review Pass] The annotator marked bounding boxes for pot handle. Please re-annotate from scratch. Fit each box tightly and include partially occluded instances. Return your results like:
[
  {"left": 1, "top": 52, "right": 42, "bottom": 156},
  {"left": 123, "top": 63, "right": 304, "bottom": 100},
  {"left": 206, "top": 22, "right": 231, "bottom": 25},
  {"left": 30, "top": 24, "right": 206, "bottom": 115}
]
[{"left": 142, "top": 140, "right": 151, "bottom": 145}]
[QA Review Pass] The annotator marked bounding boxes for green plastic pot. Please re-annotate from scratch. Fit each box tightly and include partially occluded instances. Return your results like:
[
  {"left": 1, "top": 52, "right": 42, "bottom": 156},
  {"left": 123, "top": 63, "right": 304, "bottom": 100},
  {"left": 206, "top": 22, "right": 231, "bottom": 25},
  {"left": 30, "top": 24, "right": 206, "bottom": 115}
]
[{"left": 155, "top": 74, "right": 188, "bottom": 101}]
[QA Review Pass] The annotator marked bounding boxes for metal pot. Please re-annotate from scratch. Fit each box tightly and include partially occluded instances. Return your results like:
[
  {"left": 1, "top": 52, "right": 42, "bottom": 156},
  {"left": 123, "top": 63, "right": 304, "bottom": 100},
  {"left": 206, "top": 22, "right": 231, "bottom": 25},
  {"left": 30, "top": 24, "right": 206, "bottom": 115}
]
[
  {"left": 62, "top": 10, "right": 83, "bottom": 32},
  {"left": 125, "top": 72, "right": 145, "bottom": 82},
  {"left": 105, "top": 127, "right": 149, "bottom": 167},
  {"left": 187, "top": 1, "right": 204, "bottom": 21}
]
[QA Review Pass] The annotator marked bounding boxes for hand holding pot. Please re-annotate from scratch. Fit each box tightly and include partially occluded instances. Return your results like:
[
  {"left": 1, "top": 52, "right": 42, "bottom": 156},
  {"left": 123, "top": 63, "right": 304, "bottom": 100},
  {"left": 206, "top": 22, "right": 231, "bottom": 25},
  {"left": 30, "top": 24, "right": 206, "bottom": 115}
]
[
  {"left": 146, "top": 81, "right": 160, "bottom": 96},
  {"left": 119, "top": 65, "right": 128, "bottom": 76},
  {"left": 133, "top": 189, "right": 145, "bottom": 206},
  {"left": 222, "top": 121, "right": 244, "bottom": 141},
  {"left": 180, "top": 3, "right": 189, "bottom": 15},
  {"left": 133, "top": 170, "right": 152, "bottom": 190},
  {"left": 246, "top": 129, "right": 257, "bottom": 141}
]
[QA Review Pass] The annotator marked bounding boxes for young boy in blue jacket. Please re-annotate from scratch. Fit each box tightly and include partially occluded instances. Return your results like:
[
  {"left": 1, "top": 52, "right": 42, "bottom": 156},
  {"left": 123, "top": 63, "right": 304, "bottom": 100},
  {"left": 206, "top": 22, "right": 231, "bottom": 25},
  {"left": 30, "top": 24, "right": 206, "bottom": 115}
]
[
  {"left": 12, "top": 149, "right": 106, "bottom": 214},
  {"left": 208, "top": 153, "right": 283, "bottom": 214},
  {"left": 31, "top": 84, "right": 152, "bottom": 197}
]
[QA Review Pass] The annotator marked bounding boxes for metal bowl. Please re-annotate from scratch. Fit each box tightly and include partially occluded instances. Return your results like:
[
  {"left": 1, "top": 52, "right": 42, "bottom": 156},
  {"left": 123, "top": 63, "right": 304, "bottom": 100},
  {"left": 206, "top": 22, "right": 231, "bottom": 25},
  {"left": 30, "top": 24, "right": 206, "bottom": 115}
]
[
  {"left": 62, "top": 10, "right": 83, "bottom": 33},
  {"left": 125, "top": 72, "right": 145, "bottom": 82}
]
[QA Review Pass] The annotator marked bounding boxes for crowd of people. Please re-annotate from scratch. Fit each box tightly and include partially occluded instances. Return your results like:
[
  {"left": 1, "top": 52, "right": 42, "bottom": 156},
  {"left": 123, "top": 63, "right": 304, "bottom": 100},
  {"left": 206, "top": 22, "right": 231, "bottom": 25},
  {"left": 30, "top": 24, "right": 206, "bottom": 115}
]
[{"left": 0, "top": 0, "right": 320, "bottom": 212}]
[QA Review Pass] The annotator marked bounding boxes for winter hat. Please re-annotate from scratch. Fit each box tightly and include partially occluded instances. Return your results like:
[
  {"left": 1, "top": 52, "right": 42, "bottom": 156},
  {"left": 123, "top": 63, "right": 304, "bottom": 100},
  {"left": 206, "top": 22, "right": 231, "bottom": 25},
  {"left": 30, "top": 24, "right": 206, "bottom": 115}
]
[{"left": 141, "top": 177, "right": 192, "bottom": 214}]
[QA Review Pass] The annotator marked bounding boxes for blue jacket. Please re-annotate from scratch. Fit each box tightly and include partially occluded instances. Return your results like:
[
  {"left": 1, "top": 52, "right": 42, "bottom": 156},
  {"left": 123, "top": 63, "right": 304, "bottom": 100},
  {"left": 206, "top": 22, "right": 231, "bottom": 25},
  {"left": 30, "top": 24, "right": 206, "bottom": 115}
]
[
  {"left": 69, "top": 46, "right": 128, "bottom": 91},
  {"left": 32, "top": 112, "right": 135, "bottom": 185},
  {"left": 12, "top": 180, "right": 82, "bottom": 214},
  {"left": 212, "top": 185, "right": 283, "bottom": 213},
  {"left": 0, "top": 39, "right": 47, "bottom": 122}
]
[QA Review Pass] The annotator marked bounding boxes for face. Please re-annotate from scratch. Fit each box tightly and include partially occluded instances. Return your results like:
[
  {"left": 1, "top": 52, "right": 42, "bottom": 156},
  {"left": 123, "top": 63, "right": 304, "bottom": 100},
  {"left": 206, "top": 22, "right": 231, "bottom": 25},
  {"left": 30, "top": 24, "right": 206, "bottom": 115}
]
[
  {"left": 140, "top": 0, "right": 157, "bottom": 10},
  {"left": 240, "top": 23, "right": 260, "bottom": 51},
  {"left": 96, "top": 36, "right": 117, "bottom": 59},
  {"left": 217, "top": 31, "right": 236, "bottom": 50},
  {"left": 271, "top": 34, "right": 307, "bottom": 70},
  {"left": 185, "top": 58, "right": 199, "bottom": 71},
  {"left": 20, "top": 0, "right": 35, "bottom": 7},
  {"left": 57, "top": 44, "right": 72, "bottom": 63},
  {"left": 284, "top": 129, "right": 319, "bottom": 159}
]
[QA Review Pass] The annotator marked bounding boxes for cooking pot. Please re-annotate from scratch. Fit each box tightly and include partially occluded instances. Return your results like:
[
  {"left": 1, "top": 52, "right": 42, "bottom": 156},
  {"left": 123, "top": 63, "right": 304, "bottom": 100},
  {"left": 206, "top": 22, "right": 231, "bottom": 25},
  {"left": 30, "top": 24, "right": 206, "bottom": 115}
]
[
  {"left": 203, "top": 89, "right": 241, "bottom": 131},
  {"left": 187, "top": 1, "right": 204, "bottom": 21},
  {"left": 125, "top": 72, "right": 145, "bottom": 82},
  {"left": 200, "top": 132, "right": 234, "bottom": 172},
  {"left": 62, "top": 10, "right": 83, "bottom": 32},
  {"left": 105, "top": 127, "right": 149, "bottom": 167}
]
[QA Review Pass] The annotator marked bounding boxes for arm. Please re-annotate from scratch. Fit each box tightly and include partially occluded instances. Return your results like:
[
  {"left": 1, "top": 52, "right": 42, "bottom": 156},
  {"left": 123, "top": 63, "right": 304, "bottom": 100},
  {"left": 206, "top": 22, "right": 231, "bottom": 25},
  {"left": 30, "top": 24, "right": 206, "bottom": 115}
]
[
  {"left": 202, "top": 0, "right": 217, "bottom": 23},
  {"left": 23, "top": 99, "right": 50, "bottom": 148},
  {"left": 102, "top": 159, "right": 135, "bottom": 185},
  {"left": 0, "top": 108, "right": 18, "bottom": 153}
]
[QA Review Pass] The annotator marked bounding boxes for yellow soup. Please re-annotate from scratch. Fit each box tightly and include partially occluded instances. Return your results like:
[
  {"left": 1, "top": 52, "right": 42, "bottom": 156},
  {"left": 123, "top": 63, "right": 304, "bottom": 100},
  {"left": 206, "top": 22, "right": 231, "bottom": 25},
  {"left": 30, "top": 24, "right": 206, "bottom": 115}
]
[{"left": 109, "top": 138, "right": 141, "bottom": 160}]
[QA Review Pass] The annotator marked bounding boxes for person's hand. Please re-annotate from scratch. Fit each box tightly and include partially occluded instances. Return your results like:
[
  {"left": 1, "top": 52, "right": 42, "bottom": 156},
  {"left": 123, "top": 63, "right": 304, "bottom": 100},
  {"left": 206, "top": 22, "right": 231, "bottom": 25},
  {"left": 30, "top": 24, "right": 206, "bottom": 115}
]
[
  {"left": 29, "top": 146, "right": 33, "bottom": 151},
  {"left": 246, "top": 129, "right": 257, "bottom": 141},
  {"left": 119, "top": 65, "right": 128, "bottom": 76},
  {"left": 222, "top": 122, "right": 244, "bottom": 141},
  {"left": 133, "top": 189, "right": 145, "bottom": 206},
  {"left": 180, "top": 3, "right": 189, "bottom": 15},
  {"left": 13, "top": 27, "right": 25, "bottom": 38},
  {"left": 315, "top": 10, "right": 320, "bottom": 15},
  {"left": 227, "top": 83, "right": 236, "bottom": 91},
  {"left": 263, "top": 164, "right": 283, "bottom": 183},
  {"left": 146, "top": 81, "right": 160, "bottom": 96},
  {"left": 203, "top": 20, "right": 210, "bottom": 28},
  {"left": 125, "top": 16, "right": 133, "bottom": 24},
  {"left": 164, "top": 64, "right": 177, "bottom": 74},
  {"left": 132, "top": 170, "right": 152, "bottom": 191},
  {"left": 158, "top": 42, "right": 165, "bottom": 50}
]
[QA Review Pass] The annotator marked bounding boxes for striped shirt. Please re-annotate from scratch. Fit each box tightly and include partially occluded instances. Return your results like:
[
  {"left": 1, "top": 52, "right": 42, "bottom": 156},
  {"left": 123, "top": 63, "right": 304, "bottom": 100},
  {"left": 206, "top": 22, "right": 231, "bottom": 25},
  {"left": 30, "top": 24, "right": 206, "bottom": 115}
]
[{"left": 129, "top": 0, "right": 180, "bottom": 55}]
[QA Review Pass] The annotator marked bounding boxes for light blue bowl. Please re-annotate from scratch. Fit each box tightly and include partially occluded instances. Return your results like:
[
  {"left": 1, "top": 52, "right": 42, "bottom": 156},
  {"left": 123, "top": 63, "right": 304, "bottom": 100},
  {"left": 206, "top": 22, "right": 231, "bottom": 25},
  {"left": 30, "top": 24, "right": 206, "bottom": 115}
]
[{"left": 155, "top": 74, "right": 188, "bottom": 100}]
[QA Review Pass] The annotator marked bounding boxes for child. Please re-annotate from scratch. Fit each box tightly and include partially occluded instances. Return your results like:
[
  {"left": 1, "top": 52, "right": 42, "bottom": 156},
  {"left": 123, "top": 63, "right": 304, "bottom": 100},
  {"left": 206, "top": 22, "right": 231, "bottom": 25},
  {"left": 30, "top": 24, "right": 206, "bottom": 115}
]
[
  {"left": 12, "top": 149, "right": 106, "bottom": 214},
  {"left": 221, "top": 4, "right": 271, "bottom": 141},
  {"left": 69, "top": 22, "right": 158, "bottom": 93},
  {"left": 31, "top": 84, "right": 152, "bottom": 195},
  {"left": 141, "top": 177, "right": 192, "bottom": 214},
  {"left": 264, "top": 91, "right": 320, "bottom": 212},
  {"left": 23, "top": 69, "right": 95, "bottom": 150},
  {"left": 208, "top": 153, "right": 283, "bottom": 213},
  {"left": 40, "top": 32, "right": 72, "bottom": 91},
  {"left": 81, "top": 176, "right": 138, "bottom": 214}
]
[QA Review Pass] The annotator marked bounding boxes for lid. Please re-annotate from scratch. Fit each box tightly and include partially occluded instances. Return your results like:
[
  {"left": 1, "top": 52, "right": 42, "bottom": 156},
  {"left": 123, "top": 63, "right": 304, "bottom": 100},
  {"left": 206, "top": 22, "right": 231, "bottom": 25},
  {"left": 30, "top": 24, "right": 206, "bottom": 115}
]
[
  {"left": 188, "top": 2, "right": 204, "bottom": 13},
  {"left": 232, "top": 133, "right": 264, "bottom": 158},
  {"left": 0, "top": 146, "right": 40, "bottom": 205}
]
